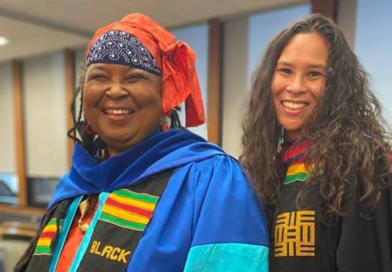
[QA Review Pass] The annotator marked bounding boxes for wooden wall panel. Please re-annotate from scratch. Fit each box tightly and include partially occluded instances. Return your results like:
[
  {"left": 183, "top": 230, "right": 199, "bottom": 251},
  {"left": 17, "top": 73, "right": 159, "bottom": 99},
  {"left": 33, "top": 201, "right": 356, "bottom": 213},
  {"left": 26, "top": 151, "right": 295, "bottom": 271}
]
[
  {"left": 312, "top": 0, "right": 338, "bottom": 21},
  {"left": 12, "top": 60, "right": 27, "bottom": 207},
  {"left": 207, "top": 19, "right": 223, "bottom": 145},
  {"left": 65, "top": 49, "right": 75, "bottom": 167}
]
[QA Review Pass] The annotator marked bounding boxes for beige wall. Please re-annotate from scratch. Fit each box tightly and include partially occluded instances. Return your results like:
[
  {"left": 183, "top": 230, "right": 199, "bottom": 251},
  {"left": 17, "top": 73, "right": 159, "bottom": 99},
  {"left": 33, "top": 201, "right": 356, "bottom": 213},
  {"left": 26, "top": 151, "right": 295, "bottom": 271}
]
[
  {"left": 23, "top": 52, "right": 68, "bottom": 177},
  {"left": 0, "top": 61, "right": 16, "bottom": 173},
  {"left": 222, "top": 17, "right": 249, "bottom": 158},
  {"left": 337, "top": 0, "right": 357, "bottom": 50}
]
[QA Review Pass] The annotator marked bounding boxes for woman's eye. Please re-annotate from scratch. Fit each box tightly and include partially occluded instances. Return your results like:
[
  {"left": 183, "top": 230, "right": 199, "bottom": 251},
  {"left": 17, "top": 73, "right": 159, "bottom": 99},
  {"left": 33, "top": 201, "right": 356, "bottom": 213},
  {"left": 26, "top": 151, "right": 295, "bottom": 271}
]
[
  {"left": 127, "top": 74, "right": 146, "bottom": 81},
  {"left": 308, "top": 71, "right": 322, "bottom": 77},
  {"left": 88, "top": 74, "right": 107, "bottom": 81},
  {"left": 279, "top": 68, "right": 292, "bottom": 75}
]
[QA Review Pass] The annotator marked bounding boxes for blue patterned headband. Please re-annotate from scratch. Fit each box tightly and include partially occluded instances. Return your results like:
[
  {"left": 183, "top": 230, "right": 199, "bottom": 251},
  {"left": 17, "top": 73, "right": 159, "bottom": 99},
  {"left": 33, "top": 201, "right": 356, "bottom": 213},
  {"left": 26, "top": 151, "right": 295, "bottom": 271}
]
[{"left": 86, "top": 30, "right": 161, "bottom": 75}]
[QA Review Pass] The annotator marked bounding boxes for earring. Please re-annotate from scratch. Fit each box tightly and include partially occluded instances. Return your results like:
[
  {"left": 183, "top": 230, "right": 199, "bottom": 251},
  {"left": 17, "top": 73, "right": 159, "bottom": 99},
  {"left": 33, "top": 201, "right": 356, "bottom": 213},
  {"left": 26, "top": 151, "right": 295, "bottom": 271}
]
[
  {"left": 160, "top": 116, "right": 169, "bottom": 131},
  {"left": 85, "top": 123, "right": 96, "bottom": 135}
]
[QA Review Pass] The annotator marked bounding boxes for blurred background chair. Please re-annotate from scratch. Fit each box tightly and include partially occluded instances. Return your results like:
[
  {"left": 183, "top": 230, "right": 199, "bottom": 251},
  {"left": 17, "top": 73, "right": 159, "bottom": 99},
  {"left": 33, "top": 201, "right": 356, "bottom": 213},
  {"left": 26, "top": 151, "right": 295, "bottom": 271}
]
[{"left": 0, "top": 219, "right": 39, "bottom": 272}]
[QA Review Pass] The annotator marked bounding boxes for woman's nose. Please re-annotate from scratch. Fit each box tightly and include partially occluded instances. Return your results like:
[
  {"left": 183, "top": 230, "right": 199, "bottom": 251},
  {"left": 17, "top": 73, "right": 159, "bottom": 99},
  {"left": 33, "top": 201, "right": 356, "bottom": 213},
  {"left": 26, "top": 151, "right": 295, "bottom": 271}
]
[
  {"left": 105, "top": 81, "right": 128, "bottom": 100},
  {"left": 287, "top": 75, "right": 306, "bottom": 94}
]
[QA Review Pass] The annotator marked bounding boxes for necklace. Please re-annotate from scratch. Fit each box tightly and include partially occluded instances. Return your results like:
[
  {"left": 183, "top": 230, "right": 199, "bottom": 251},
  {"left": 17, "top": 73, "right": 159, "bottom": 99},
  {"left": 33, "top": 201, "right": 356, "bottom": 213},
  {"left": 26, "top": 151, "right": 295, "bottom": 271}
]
[{"left": 78, "top": 195, "right": 96, "bottom": 234}]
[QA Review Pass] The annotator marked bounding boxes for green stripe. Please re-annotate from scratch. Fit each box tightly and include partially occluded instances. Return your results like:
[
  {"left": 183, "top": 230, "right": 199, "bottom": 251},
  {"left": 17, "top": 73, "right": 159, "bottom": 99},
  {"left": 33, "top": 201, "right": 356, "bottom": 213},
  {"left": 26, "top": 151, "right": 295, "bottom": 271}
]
[
  {"left": 284, "top": 172, "right": 309, "bottom": 184},
  {"left": 44, "top": 219, "right": 64, "bottom": 231},
  {"left": 101, "top": 212, "right": 146, "bottom": 231},
  {"left": 35, "top": 246, "right": 51, "bottom": 255},
  {"left": 47, "top": 218, "right": 57, "bottom": 226},
  {"left": 112, "top": 190, "right": 159, "bottom": 204}
]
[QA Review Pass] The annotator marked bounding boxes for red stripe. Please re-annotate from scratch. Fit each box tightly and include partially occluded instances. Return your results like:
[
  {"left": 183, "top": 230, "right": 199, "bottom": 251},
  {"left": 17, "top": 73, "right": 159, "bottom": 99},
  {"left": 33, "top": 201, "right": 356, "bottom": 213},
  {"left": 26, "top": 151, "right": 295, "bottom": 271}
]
[
  {"left": 40, "top": 231, "right": 56, "bottom": 239},
  {"left": 106, "top": 197, "right": 153, "bottom": 218},
  {"left": 281, "top": 139, "right": 311, "bottom": 162}
]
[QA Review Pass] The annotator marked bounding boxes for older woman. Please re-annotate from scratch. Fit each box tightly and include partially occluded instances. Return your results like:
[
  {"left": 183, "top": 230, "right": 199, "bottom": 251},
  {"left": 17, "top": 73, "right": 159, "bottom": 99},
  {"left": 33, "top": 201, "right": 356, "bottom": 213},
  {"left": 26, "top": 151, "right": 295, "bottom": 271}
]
[
  {"left": 16, "top": 14, "right": 269, "bottom": 272},
  {"left": 241, "top": 15, "right": 392, "bottom": 272}
]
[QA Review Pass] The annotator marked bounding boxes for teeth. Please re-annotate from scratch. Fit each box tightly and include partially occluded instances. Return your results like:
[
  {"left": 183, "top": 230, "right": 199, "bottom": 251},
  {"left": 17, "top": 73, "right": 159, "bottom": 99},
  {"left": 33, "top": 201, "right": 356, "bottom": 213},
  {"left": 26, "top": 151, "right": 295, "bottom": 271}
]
[
  {"left": 282, "top": 101, "right": 307, "bottom": 109},
  {"left": 105, "top": 109, "right": 133, "bottom": 115}
]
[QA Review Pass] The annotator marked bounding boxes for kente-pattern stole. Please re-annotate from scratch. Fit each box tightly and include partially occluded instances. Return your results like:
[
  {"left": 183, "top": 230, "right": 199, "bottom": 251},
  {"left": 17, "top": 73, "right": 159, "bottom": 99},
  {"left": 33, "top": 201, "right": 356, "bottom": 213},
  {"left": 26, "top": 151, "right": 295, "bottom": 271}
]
[
  {"left": 34, "top": 218, "right": 63, "bottom": 256},
  {"left": 274, "top": 140, "right": 317, "bottom": 258},
  {"left": 26, "top": 170, "right": 172, "bottom": 272}
]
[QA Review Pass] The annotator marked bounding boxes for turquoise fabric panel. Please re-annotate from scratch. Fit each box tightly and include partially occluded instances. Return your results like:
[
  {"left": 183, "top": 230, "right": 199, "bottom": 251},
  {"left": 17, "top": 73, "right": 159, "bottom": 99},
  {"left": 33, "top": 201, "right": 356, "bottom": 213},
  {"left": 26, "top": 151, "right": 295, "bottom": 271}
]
[
  {"left": 68, "top": 192, "right": 110, "bottom": 272},
  {"left": 49, "top": 196, "right": 82, "bottom": 272},
  {"left": 184, "top": 243, "right": 269, "bottom": 272}
]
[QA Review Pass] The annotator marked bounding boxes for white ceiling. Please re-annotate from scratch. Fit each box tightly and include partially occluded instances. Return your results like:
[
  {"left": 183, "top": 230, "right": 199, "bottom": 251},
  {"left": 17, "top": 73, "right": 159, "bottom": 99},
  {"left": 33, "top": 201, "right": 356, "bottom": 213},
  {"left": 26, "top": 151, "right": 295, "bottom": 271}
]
[{"left": 0, "top": 0, "right": 307, "bottom": 62}]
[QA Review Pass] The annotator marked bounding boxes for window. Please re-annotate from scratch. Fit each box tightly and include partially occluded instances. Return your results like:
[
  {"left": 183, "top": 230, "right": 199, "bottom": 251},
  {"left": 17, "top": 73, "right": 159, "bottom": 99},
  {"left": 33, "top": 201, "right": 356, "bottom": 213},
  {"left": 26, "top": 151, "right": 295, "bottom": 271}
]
[
  {"left": 355, "top": 0, "right": 392, "bottom": 128},
  {"left": 248, "top": 4, "right": 311, "bottom": 85}
]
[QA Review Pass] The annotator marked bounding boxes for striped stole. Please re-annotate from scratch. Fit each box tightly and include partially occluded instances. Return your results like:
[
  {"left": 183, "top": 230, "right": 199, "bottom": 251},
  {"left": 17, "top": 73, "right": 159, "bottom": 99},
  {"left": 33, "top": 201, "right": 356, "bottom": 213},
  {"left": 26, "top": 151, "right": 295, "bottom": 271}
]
[
  {"left": 34, "top": 219, "right": 62, "bottom": 255},
  {"left": 76, "top": 170, "right": 172, "bottom": 272},
  {"left": 101, "top": 189, "right": 158, "bottom": 231},
  {"left": 281, "top": 139, "right": 313, "bottom": 185},
  {"left": 25, "top": 170, "right": 172, "bottom": 272}
]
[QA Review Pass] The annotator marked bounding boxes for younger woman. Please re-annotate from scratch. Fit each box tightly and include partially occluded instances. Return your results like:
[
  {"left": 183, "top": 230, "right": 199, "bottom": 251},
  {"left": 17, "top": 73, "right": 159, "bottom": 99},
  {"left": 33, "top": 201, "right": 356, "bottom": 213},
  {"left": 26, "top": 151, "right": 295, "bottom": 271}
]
[{"left": 241, "top": 14, "right": 392, "bottom": 272}]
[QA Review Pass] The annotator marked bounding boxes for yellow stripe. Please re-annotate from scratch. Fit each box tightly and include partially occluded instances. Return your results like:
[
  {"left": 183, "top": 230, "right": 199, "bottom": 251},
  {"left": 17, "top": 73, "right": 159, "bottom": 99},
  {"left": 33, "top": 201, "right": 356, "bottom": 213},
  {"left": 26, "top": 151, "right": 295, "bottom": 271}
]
[
  {"left": 43, "top": 225, "right": 57, "bottom": 232},
  {"left": 37, "top": 238, "right": 51, "bottom": 247},
  {"left": 109, "top": 193, "right": 156, "bottom": 211},
  {"left": 102, "top": 205, "right": 150, "bottom": 225},
  {"left": 287, "top": 163, "right": 313, "bottom": 176}
]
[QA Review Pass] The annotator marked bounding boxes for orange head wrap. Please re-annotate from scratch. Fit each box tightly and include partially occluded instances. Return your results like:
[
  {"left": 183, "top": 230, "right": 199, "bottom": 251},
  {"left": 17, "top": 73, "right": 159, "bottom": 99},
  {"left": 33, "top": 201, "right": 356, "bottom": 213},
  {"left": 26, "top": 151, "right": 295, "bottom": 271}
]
[{"left": 86, "top": 13, "right": 205, "bottom": 127}]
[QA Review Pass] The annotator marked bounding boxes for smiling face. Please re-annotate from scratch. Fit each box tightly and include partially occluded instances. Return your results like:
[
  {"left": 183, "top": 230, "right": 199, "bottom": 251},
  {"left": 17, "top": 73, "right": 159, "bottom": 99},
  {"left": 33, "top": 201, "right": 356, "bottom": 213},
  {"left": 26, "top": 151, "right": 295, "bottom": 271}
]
[
  {"left": 271, "top": 32, "right": 329, "bottom": 141},
  {"left": 83, "top": 63, "right": 162, "bottom": 157}
]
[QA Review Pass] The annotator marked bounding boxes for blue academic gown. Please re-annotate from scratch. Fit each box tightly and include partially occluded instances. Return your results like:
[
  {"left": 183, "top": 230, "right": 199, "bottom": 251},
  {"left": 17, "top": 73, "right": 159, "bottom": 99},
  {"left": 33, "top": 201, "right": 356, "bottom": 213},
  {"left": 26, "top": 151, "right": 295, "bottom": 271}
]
[{"left": 48, "top": 129, "right": 269, "bottom": 271}]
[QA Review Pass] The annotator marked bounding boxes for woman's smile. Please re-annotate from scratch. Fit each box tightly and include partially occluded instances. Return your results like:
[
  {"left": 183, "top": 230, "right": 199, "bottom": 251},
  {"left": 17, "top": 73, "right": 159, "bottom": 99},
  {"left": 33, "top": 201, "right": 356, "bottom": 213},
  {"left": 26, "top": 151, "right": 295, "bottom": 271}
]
[
  {"left": 280, "top": 100, "right": 310, "bottom": 116},
  {"left": 103, "top": 107, "right": 136, "bottom": 121}
]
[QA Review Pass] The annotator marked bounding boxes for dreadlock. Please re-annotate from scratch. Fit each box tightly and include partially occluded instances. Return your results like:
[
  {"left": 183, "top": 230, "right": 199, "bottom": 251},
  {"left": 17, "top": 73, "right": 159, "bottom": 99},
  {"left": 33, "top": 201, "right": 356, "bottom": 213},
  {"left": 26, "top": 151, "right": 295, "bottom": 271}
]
[
  {"left": 169, "top": 106, "right": 184, "bottom": 129},
  {"left": 67, "top": 82, "right": 109, "bottom": 161}
]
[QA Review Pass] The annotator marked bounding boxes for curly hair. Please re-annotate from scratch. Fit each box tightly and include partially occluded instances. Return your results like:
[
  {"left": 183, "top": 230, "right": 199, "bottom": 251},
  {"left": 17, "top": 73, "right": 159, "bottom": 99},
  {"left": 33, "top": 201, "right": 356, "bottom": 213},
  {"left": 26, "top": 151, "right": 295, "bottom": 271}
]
[{"left": 240, "top": 14, "right": 391, "bottom": 219}]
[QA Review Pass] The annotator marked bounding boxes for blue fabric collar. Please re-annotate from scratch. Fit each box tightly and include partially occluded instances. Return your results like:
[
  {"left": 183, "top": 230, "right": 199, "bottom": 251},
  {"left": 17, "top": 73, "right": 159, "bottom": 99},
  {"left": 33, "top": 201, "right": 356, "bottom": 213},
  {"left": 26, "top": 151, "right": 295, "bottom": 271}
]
[{"left": 49, "top": 129, "right": 224, "bottom": 209}]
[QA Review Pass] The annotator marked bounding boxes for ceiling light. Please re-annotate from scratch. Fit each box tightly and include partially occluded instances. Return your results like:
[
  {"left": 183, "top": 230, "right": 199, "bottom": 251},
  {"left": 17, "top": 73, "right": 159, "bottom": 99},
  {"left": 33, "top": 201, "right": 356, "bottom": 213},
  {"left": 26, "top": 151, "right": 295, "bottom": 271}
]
[{"left": 0, "top": 37, "right": 9, "bottom": 46}]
